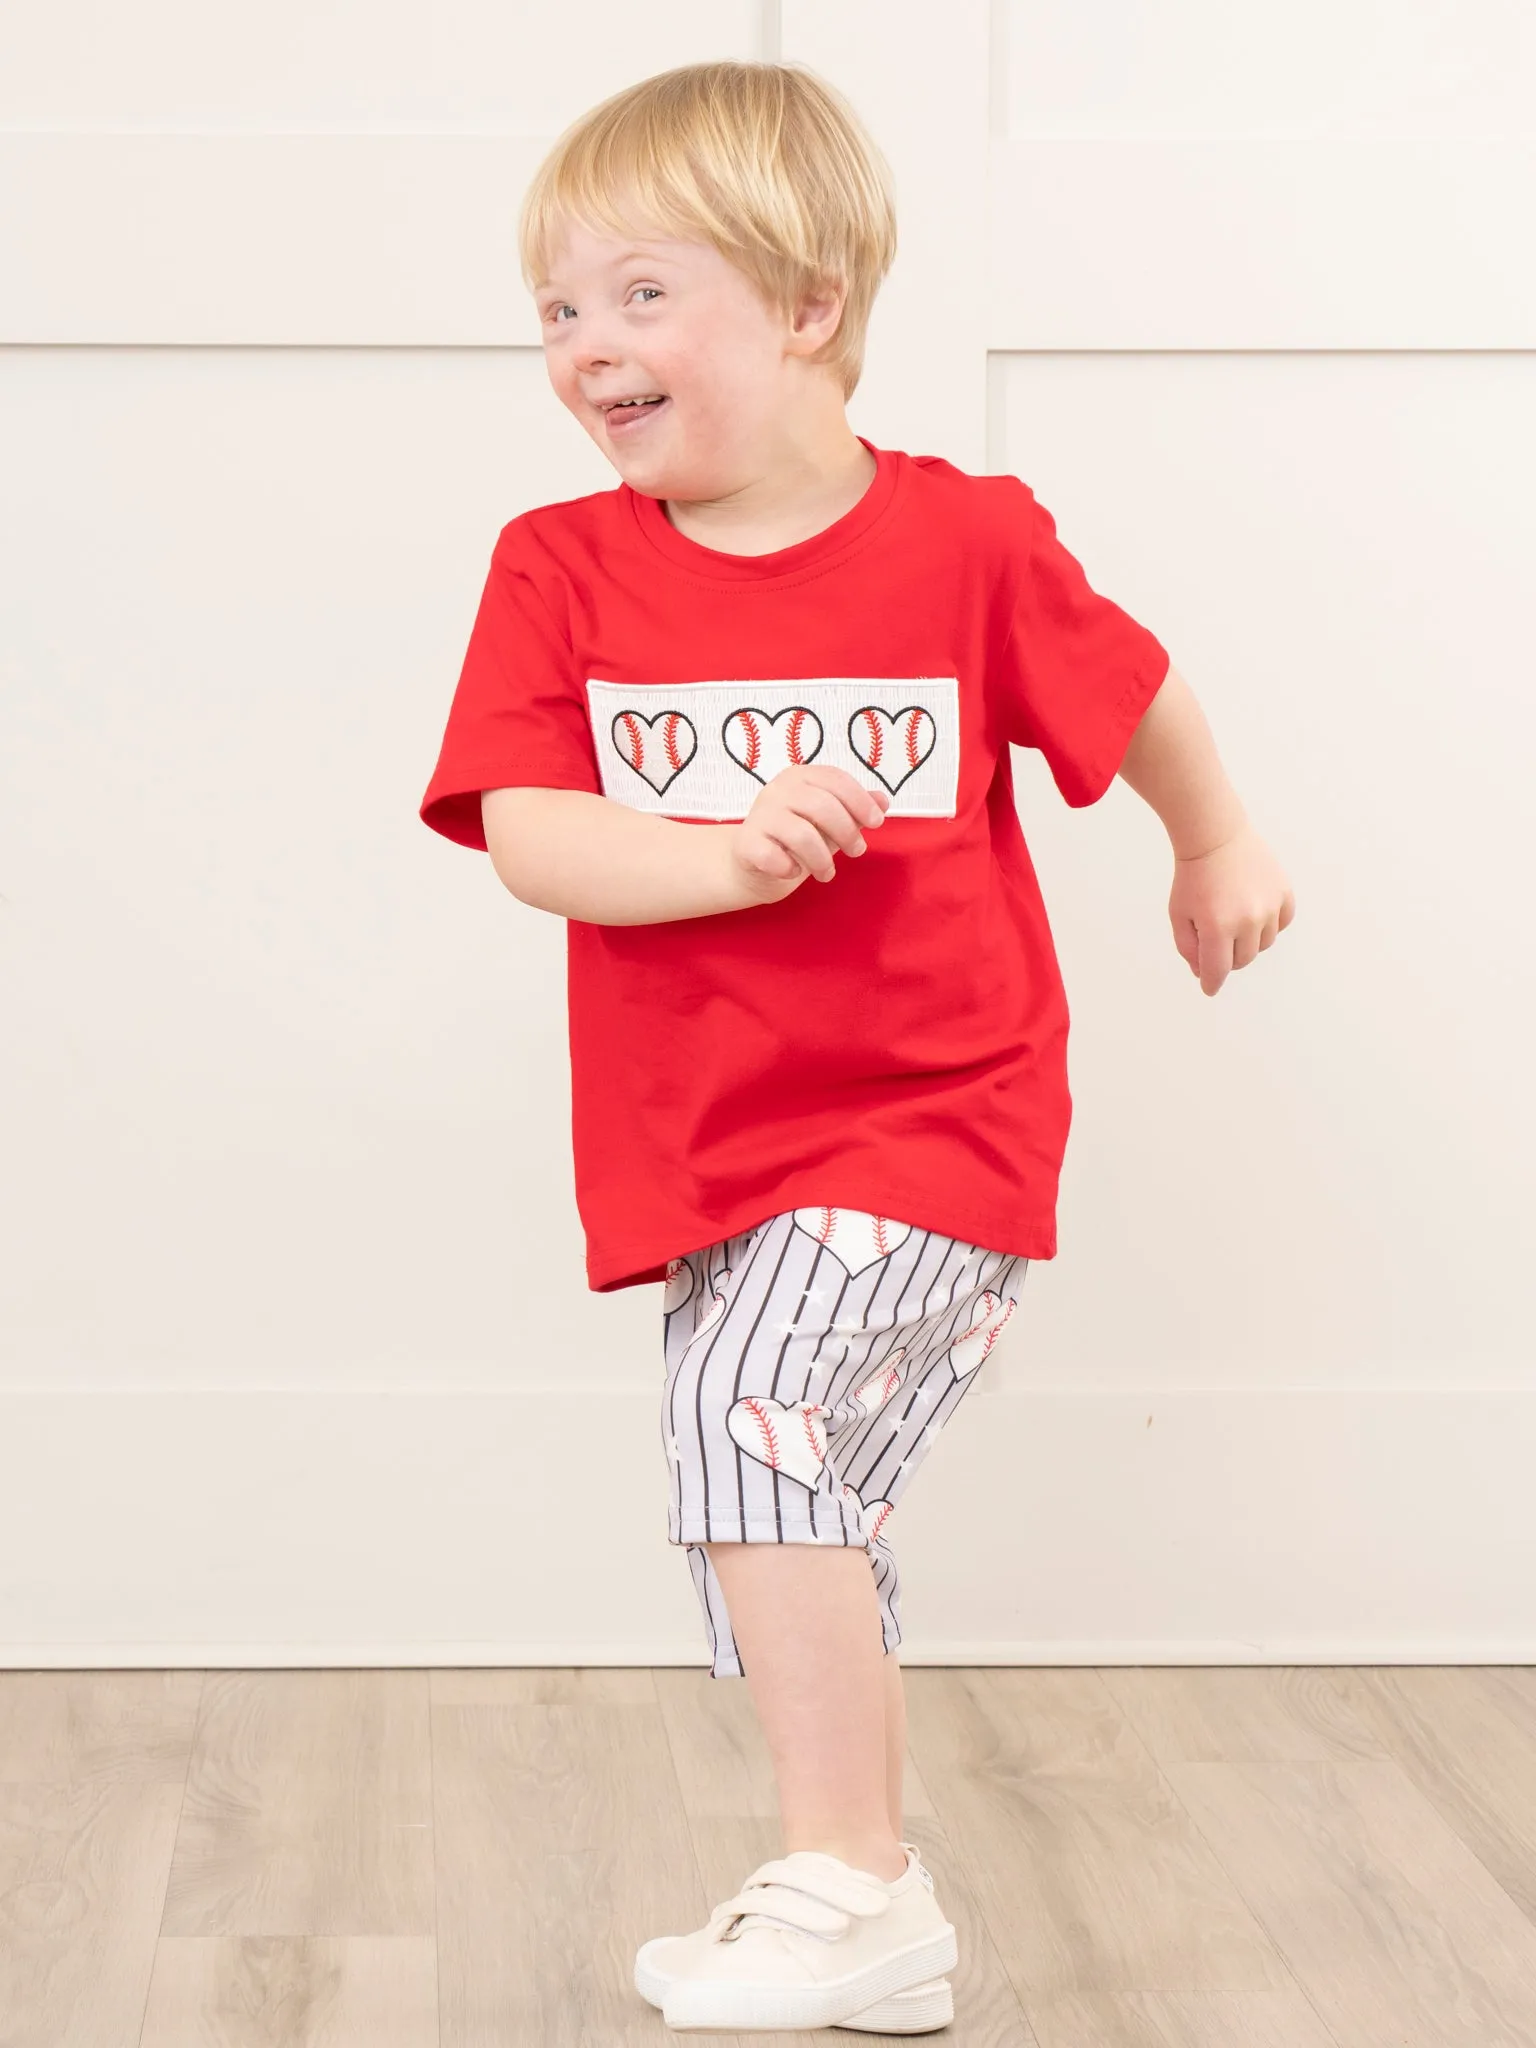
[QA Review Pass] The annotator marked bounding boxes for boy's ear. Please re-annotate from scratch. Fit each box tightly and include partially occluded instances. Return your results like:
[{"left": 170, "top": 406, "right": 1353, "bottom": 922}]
[{"left": 786, "top": 277, "right": 847, "bottom": 353}]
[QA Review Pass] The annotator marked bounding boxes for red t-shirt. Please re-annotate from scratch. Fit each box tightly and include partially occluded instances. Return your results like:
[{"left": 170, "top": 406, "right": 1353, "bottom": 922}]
[{"left": 420, "top": 437, "right": 1170, "bottom": 1293}]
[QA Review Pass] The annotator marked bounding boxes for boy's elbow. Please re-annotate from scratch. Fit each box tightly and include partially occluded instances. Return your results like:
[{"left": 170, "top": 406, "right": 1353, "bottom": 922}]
[{"left": 482, "top": 786, "right": 551, "bottom": 904}]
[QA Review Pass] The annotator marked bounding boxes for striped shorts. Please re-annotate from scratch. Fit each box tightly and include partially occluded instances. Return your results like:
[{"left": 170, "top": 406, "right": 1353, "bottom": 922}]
[{"left": 659, "top": 1205, "right": 1029, "bottom": 1679}]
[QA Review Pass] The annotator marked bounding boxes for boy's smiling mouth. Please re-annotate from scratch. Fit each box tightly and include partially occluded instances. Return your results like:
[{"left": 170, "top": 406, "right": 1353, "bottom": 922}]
[{"left": 599, "top": 393, "right": 671, "bottom": 437}]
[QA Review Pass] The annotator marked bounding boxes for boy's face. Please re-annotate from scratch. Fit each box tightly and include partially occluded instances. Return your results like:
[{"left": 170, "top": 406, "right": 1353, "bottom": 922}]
[{"left": 534, "top": 218, "right": 828, "bottom": 500}]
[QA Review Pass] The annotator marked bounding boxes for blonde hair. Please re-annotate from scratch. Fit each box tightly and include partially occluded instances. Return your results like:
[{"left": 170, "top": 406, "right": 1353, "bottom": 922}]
[{"left": 519, "top": 61, "right": 897, "bottom": 399}]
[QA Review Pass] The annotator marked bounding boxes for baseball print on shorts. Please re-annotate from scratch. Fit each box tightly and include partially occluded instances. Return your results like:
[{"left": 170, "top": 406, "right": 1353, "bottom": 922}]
[
  {"left": 659, "top": 1206, "right": 1028, "bottom": 1679},
  {"left": 587, "top": 677, "right": 960, "bottom": 820}
]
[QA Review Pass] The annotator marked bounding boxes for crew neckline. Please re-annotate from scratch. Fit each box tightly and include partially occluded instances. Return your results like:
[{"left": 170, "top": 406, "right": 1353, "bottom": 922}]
[{"left": 624, "top": 436, "right": 903, "bottom": 585}]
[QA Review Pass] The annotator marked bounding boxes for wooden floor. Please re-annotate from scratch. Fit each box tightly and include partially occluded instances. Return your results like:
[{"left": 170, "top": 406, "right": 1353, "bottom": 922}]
[{"left": 2, "top": 1664, "right": 1535, "bottom": 2045}]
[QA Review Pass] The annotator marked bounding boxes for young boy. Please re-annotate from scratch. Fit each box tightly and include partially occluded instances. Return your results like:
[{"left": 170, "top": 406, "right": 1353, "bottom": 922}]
[{"left": 419, "top": 58, "right": 1294, "bottom": 2037}]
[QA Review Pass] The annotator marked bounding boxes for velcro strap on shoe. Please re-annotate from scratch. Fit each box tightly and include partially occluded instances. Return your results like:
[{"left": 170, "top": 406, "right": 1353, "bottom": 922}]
[
  {"left": 746, "top": 1855, "right": 894, "bottom": 1919},
  {"left": 712, "top": 1878, "right": 851, "bottom": 1941}
]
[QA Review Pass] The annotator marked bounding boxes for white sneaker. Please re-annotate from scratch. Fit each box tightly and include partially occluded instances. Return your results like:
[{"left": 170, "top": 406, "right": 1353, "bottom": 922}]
[
  {"left": 652, "top": 1841, "right": 957, "bottom": 2033},
  {"left": 636, "top": 1927, "right": 951, "bottom": 2034}
]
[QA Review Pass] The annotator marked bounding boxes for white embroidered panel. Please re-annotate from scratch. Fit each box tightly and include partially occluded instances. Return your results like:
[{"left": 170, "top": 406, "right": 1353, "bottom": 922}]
[{"left": 585, "top": 677, "right": 960, "bottom": 820}]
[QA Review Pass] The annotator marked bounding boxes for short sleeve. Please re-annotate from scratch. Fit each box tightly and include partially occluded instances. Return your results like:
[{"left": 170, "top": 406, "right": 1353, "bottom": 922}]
[
  {"left": 419, "top": 518, "right": 602, "bottom": 851},
  {"left": 992, "top": 480, "right": 1171, "bottom": 808}
]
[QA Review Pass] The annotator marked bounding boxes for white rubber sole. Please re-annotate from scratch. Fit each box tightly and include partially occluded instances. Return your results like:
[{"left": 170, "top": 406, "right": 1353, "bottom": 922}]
[
  {"left": 659, "top": 1923, "right": 959, "bottom": 2031},
  {"left": 635, "top": 1936, "right": 954, "bottom": 2032}
]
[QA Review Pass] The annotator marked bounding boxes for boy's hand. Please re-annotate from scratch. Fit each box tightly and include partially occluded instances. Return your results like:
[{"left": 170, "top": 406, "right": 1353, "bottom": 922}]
[
  {"left": 1169, "top": 823, "right": 1296, "bottom": 997},
  {"left": 728, "top": 765, "right": 891, "bottom": 904}
]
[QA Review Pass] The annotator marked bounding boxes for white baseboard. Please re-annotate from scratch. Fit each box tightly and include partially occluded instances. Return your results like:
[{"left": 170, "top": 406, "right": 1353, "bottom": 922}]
[{"left": 3, "top": 1386, "right": 1532, "bottom": 1666}]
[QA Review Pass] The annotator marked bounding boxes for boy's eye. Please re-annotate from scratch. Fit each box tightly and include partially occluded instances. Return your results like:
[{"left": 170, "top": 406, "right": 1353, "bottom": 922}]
[{"left": 546, "top": 287, "right": 659, "bottom": 323}]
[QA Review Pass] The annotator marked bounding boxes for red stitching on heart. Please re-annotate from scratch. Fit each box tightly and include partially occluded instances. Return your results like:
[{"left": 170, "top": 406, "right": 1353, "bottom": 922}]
[
  {"left": 905, "top": 711, "right": 923, "bottom": 769},
  {"left": 617, "top": 711, "right": 642, "bottom": 767},
  {"left": 855, "top": 1364, "right": 901, "bottom": 1412},
  {"left": 741, "top": 1396, "right": 780, "bottom": 1465},
  {"left": 664, "top": 714, "right": 685, "bottom": 772},
  {"left": 739, "top": 713, "right": 762, "bottom": 773},
  {"left": 788, "top": 707, "right": 810, "bottom": 766},
  {"left": 813, "top": 1206, "right": 836, "bottom": 1243},
  {"left": 800, "top": 1406, "right": 824, "bottom": 1461},
  {"left": 856, "top": 708, "right": 883, "bottom": 768},
  {"left": 873, "top": 1214, "right": 890, "bottom": 1256},
  {"left": 962, "top": 1294, "right": 1013, "bottom": 1360}
]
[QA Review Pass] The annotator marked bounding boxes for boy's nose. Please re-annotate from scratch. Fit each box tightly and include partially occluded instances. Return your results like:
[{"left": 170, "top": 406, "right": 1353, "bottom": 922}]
[{"left": 571, "top": 327, "right": 619, "bottom": 374}]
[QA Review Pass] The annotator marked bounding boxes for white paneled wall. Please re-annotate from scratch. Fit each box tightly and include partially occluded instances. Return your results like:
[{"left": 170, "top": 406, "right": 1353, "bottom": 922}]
[{"left": 2, "top": 1, "right": 1532, "bottom": 1664}]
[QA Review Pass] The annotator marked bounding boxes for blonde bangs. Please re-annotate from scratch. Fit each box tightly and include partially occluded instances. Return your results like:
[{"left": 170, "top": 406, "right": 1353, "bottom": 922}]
[{"left": 518, "top": 61, "right": 897, "bottom": 398}]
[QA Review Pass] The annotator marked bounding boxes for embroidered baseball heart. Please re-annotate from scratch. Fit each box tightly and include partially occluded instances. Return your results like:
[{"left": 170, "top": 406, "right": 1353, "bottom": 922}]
[
  {"left": 841, "top": 1482, "right": 896, "bottom": 1544},
  {"left": 662, "top": 1257, "right": 696, "bottom": 1316},
  {"left": 727, "top": 1395, "right": 829, "bottom": 1488},
  {"left": 793, "top": 1207, "right": 912, "bottom": 1278},
  {"left": 851, "top": 1350, "right": 908, "bottom": 1413},
  {"left": 848, "top": 705, "right": 936, "bottom": 793},
  {"left": 722, "top": 705, "right": 824, "bottom": 782},
  {"left": 612, "top": 709, "right": 697, "bottom": 795},
  {"left": 949, "top": 1291, "right": 1017, "bottom": 1378}
]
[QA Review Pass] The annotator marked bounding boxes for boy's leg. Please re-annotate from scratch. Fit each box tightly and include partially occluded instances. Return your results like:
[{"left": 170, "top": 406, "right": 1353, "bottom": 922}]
[
  {"left": 667, "top": 1213, "right": 1027, "bottom": 1880},
  {"left": 883, "top": 1644, "right": 907, "bottom": 1841},
  {"left": 704, "top": 1539, "right": 907, "bottom": 1882}
]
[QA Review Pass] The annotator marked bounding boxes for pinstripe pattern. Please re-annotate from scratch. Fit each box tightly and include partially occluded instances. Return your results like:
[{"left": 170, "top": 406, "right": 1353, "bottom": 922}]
[{"left": 660, "top": 1206, "right": 1028, "bottom": 1679}]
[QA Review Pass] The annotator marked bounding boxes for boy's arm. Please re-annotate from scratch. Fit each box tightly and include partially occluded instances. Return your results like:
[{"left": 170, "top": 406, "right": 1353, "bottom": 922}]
[
  {"left": 482, "top": 786, "right": 763, "bottom": 925},
  {"left": 1116, "top": 663, "right": 1248, "bottom": 858},
  {"left": 1117, "top": 664, "right": 1297, "bottom": 996},
  {"left": 484, "top": 766, "right": 886, "bottom": 926}
]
